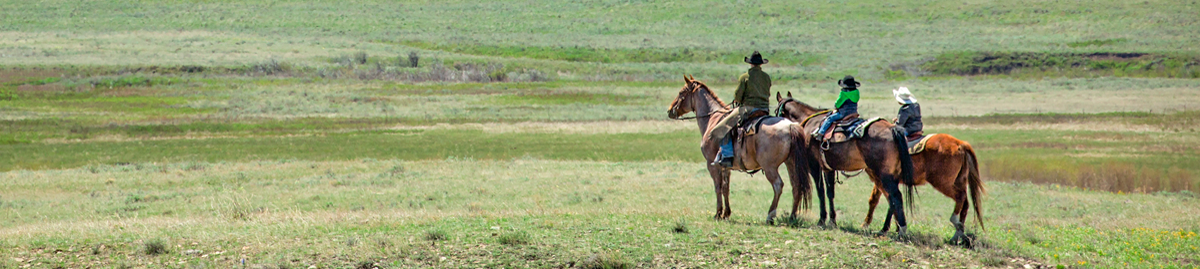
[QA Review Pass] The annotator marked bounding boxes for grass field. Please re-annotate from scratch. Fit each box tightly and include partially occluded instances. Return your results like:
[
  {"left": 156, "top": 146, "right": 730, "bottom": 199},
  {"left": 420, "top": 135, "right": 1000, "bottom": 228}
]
[{"left": 2, "top": 0, "right": 1200, "bottom": 268}]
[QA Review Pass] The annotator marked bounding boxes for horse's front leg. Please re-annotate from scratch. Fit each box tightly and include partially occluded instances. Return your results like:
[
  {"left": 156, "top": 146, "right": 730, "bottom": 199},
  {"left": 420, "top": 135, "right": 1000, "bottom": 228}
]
[
  {"left": 824, "top": 170, "right": 838, "bottom": 226},
  {"left": 811, "top": 167, "right": 828, "bottom": 226},
  {"left": 706, "top": 166, "right": 726, "bottom": 220},
  {"left": 721, "top": 169, "right": 732, "bottom": 219}
]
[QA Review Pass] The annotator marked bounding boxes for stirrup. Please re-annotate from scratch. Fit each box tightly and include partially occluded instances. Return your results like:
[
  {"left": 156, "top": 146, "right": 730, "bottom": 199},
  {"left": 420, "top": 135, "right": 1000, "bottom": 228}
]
[
  {"left": 710, "top": 157, "right": 732, "bottom": 168},
  {"left": 820, "top": 140, "right": 831, "bottom": 151}
]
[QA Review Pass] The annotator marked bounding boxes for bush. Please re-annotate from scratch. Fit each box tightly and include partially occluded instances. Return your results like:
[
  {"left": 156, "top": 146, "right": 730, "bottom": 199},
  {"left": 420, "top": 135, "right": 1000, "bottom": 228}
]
[
  {"left": 143, "top": 239, "right": 168, "bottom": 255},
  {"left": 577, "top": 251, "right": 629, "bottom": 269},
  {"left": 424, "top": 230, "right": 447, "bottom": 241},
  {"left": 498, "top": 232, "right": 530, "bottom": 245}
]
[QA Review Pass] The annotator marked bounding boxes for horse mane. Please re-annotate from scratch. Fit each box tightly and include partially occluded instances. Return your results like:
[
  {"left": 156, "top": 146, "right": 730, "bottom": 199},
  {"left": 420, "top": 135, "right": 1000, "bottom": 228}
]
[
  {"left": 691, "top": 80, "right": 729, "bottom": 109},
  {"left": 783, "top": 97, "right": 824, "bottom": 112}
]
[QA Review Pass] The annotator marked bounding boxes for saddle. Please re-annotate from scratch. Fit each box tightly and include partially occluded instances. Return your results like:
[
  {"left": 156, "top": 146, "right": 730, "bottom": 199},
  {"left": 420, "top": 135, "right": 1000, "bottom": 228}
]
[
  {"left": 820, "top": 114, "right": 878, "bottom": 143},
  {"left": 907, "top": 133, "right": 937, "bottom": 155},
  {"left": 728, "top": 109, "right": 774, "bottom": 173}
]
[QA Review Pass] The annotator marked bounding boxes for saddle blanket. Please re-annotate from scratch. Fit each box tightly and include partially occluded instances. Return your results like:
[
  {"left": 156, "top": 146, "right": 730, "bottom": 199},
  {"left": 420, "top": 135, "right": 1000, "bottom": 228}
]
[{"left": 907, "top": 133, "right": 938, "bottom": 155}]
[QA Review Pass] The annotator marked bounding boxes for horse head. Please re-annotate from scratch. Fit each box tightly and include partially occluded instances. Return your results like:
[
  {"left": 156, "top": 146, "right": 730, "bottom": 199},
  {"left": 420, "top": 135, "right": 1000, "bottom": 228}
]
[
  {"left": 668, "top": 75, "right": 699, "bottom": 119},
  {"left": 775, "top": 91, "right": 824, "bottom": 120}
]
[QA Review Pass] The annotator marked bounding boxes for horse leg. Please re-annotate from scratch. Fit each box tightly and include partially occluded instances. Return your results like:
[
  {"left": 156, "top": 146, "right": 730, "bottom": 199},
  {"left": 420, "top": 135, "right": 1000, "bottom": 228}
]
[
  {"left": 880, "top": 173, "right": 908, "bottom": 238},
  {"left": 949, "top": 191, "right": 968, "bottom": 245},
  {"left": 721, "top": 170, "right": 732, "bottom": 219},
  {"left": 785, "top": 160, "right": 802, "bottom": 221},
  {"left": 763, "top": 168, "right": 785, "bottom": 225},
  {"left": 880, "top": 203, "right": 894, "bottom": 235},
  {"left": 824, "top": 170, "right": 838, "bottom": 226},
  {"left": 707, "top": 167, "right": 725, "bottom": 220},
  {"left": 863, "top": 186, "right": 883, "bottom": 229},
  {"left": 812, "top": 168, "right": 828, "bottom": 226}
]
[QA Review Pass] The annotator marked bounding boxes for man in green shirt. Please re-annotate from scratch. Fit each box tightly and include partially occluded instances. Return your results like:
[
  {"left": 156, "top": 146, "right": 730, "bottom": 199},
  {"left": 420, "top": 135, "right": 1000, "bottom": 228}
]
[{"left": 710, "top": 51, "right": 772, "bottom": 167}]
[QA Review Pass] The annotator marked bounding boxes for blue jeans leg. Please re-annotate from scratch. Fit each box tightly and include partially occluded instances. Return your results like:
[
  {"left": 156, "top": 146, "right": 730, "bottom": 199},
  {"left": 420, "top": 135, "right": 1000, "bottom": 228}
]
[
  {"left": 719, "top": 139, "right": 734, "bottom": 159},
  {"left": 817, "top": 112, "right": 846, "bottom": 136}
]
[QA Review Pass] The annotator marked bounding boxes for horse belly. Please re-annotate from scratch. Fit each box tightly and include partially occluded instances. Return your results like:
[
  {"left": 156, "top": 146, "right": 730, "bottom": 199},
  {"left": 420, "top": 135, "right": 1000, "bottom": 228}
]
[{"left": 825, "top": 143, "right": 867, "bottom": 171}]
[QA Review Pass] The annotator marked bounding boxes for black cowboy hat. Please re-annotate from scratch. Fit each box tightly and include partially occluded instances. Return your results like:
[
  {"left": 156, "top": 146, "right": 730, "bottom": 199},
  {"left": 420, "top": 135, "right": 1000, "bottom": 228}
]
[
  {"left": 744, "top": 51, "right": 769, "bottom": 65},
  {"left": 838, "top": 75, "right": 860, "bottom": 88}
]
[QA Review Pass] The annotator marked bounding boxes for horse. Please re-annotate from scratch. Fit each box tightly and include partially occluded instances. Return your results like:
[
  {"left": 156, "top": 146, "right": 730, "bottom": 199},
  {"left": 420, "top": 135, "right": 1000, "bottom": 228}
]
[
  {"left": 771, "top": 92, "right": 917, "bottom": 237},
  {"left": 860, "top": 133, "right": 986, "bottom": 245},
  {"left": 667, "top": 75, "right": 811, "bottom": 224}
]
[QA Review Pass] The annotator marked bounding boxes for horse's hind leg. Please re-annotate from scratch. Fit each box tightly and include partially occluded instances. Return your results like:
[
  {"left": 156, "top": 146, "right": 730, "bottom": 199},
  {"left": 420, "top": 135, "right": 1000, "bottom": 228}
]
[
  {"left": 763, "top": 168, "right": 785, "bottom": 225},
  {"left": 880, "top": 173, "right": 908, "bottom": 237},
  {"left": 863, "top": 186, "right": 883, "bottom": 229},
  {"left": 785, "top": 160, "right": 802, "bottom": 221},
  {"left": 879, "top": 203, "right": 894, "bottom": 235},
  {"left": 949, "top": 192, "right": 968, "bottom": 245},
  {"left": 949, "top": 168, "right": 972, "bottom": 245}
]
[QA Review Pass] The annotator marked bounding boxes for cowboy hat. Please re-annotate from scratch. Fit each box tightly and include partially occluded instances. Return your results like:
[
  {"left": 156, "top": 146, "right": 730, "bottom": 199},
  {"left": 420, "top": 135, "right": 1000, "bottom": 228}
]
[
  {"left": 837, "top": 75, "right": 860, "bottom": 88},
  {"left": 893, "top": 87, "right": 918, "bottom": 104},
  {"left": 744, "top": 51, "right": 769, "bottom": 65}
]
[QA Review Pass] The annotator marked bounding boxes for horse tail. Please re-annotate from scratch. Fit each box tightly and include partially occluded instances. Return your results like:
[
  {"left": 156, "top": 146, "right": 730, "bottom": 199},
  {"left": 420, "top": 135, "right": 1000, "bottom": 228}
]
[
  {"left": 891, "top": 126, "right": 917, "bottom": 210},
  {"left": 789, "top": 124, "right": 813, "bottom": 210},
  {"left": 963, "top": 143, "right": 986, "bottom": 231}
]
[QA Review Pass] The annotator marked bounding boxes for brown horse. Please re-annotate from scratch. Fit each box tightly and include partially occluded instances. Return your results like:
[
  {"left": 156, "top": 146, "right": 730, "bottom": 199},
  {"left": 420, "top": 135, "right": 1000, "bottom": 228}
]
[
  {"left": 772, "top": 92, "right": 917, "bottom": 237},
  {"left": 861, "top": 133, "right": 986, "bottom": 245},
  {"left": 667, "top": 76, "right": 811, "bottom": 224}
]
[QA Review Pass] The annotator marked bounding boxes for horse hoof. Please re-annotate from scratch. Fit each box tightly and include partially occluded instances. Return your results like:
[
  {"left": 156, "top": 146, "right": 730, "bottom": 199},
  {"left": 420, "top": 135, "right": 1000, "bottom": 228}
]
[{"left": 897, "top": 227, "right": 909, "bottom": 239}]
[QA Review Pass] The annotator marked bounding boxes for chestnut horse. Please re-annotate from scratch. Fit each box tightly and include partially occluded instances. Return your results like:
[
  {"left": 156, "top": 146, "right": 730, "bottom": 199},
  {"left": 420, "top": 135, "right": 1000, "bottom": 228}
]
[
  {"left": 771, "top": 93, "right": 916, "bottom": 237},
  {"left": 777, "top": 92, "right": 983, "bottom": 242},
  {"left": 863, "top": 133, "right": 986, "bottom": 244},
  {"left": 667, "top": 76, "right": 811, "bottom": 224}
]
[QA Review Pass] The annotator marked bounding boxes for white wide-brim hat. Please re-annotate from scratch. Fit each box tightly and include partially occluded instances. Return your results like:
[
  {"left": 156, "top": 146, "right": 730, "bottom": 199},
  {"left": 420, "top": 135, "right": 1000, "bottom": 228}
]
[{"left": 893, "top": 87, "right": 917, "bottom": 104}]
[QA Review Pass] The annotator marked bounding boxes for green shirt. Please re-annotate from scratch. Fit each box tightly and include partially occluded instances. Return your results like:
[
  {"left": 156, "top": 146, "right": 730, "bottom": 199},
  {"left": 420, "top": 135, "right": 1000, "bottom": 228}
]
[
  {"left": 834, "top": 88, "right": 860, "bottom": 109},
  {"left": 734, "top": 66, "right": 771, "bottom": 109}
]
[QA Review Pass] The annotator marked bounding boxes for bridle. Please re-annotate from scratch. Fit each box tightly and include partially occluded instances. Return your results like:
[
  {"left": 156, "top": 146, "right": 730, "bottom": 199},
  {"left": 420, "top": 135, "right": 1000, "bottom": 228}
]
[{"left": 669, "top": 82, "right": 729, "bottom": 121}]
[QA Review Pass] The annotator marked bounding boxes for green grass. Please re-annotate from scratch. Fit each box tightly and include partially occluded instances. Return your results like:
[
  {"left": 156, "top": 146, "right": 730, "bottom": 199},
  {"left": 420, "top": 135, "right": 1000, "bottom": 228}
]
[
  {"left": 916, "top": 51, "right": 1200, "bottom": 78},
  {"left": 1, "top": 0, "right": 1199, "bottom": 267},
  {"left": 2, "top": 159, "right": 1196, "bottom": 268},
  {"left": 0, "top": 129, "right": 699, "bottom": 171},
  {"left": 397, "top": 40, "right": 824, "bottom": 66},
  {"left": 1, "top": 0, "right": 1197, "bottom": 80}
]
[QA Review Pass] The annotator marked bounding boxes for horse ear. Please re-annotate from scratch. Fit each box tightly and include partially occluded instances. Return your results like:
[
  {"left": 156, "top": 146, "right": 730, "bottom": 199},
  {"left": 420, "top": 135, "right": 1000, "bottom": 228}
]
[
  {"left": 787, "top": 91, "right": 793, "bottom": 98},
  {"left": 775, "top": 92, "right": 782, "bottom": 102},
  {"left": 683, "top": 75, "right": 690, "bottom": 83}
]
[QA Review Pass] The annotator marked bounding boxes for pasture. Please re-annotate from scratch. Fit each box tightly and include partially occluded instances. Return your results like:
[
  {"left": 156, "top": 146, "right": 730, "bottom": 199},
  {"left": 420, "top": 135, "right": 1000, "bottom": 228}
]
[{"left": 2, "top": 0, "right": 1199, "bottom": 268}]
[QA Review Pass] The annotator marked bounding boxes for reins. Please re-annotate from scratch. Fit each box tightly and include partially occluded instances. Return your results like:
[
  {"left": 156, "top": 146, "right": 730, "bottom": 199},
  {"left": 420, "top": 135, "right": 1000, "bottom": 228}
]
[
  {"left": 672, "top": 107, "right": 730, "bottom": 120},
  {"left": 670, "top": 82, "right": 730, "bottom": 121}
]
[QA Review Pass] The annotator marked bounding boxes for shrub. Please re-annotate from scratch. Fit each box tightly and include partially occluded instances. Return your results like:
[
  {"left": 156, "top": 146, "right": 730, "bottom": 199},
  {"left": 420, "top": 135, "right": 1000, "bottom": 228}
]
[
  {"left": 424, "top": 230, "right": 447, "bottom": 241},
  {"left": 577, "top": 251, "right": 629, "bottom": 269},
  {"left": 143, "top": 239, "right": 168, "bottom": 255},
  {"left": 498, "top": 232, "right": 530, "bottom": 245}
]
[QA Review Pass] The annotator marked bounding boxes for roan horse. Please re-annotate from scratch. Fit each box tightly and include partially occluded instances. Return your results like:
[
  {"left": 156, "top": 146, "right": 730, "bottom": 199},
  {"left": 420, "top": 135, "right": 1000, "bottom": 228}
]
[
  {"left": 776, "top": 92, "right": 985, "bottom": 243},
  {"left": 667, "top": 76, "right": 811, "bottom": 224},
  {"left": 772, "top": 92, "right": 916, "bottom": 237}
]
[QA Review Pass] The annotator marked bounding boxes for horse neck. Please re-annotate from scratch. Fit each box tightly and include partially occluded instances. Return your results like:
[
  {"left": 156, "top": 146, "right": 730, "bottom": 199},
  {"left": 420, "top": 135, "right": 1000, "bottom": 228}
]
[
  {"left": 691, "top": 88, "right": 728, "bottom": 134},
  {"left": 790, "top": 100, "right": 823, "bottom": 118}
]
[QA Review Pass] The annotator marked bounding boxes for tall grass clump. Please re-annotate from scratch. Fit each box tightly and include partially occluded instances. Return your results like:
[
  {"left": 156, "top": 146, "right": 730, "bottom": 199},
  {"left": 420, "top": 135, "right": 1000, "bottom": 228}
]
[
  {"left": 577, "top": 251, "right": 629, "bottom": 269},
  {"left": 143, "top": 239, "right": 168, "bottom": 255},
  {"left": 497, "top": 232, "right": 530, "bottom": 245},
  {"left": 423, "top": 230, "right": 447, "bottom": 241}
]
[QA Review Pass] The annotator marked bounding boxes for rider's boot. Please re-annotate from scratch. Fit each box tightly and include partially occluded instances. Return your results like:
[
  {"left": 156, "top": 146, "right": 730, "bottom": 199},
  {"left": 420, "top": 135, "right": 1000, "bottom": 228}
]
[{"left": 710, "top": 138, "right": 734, "bottom": 168}]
